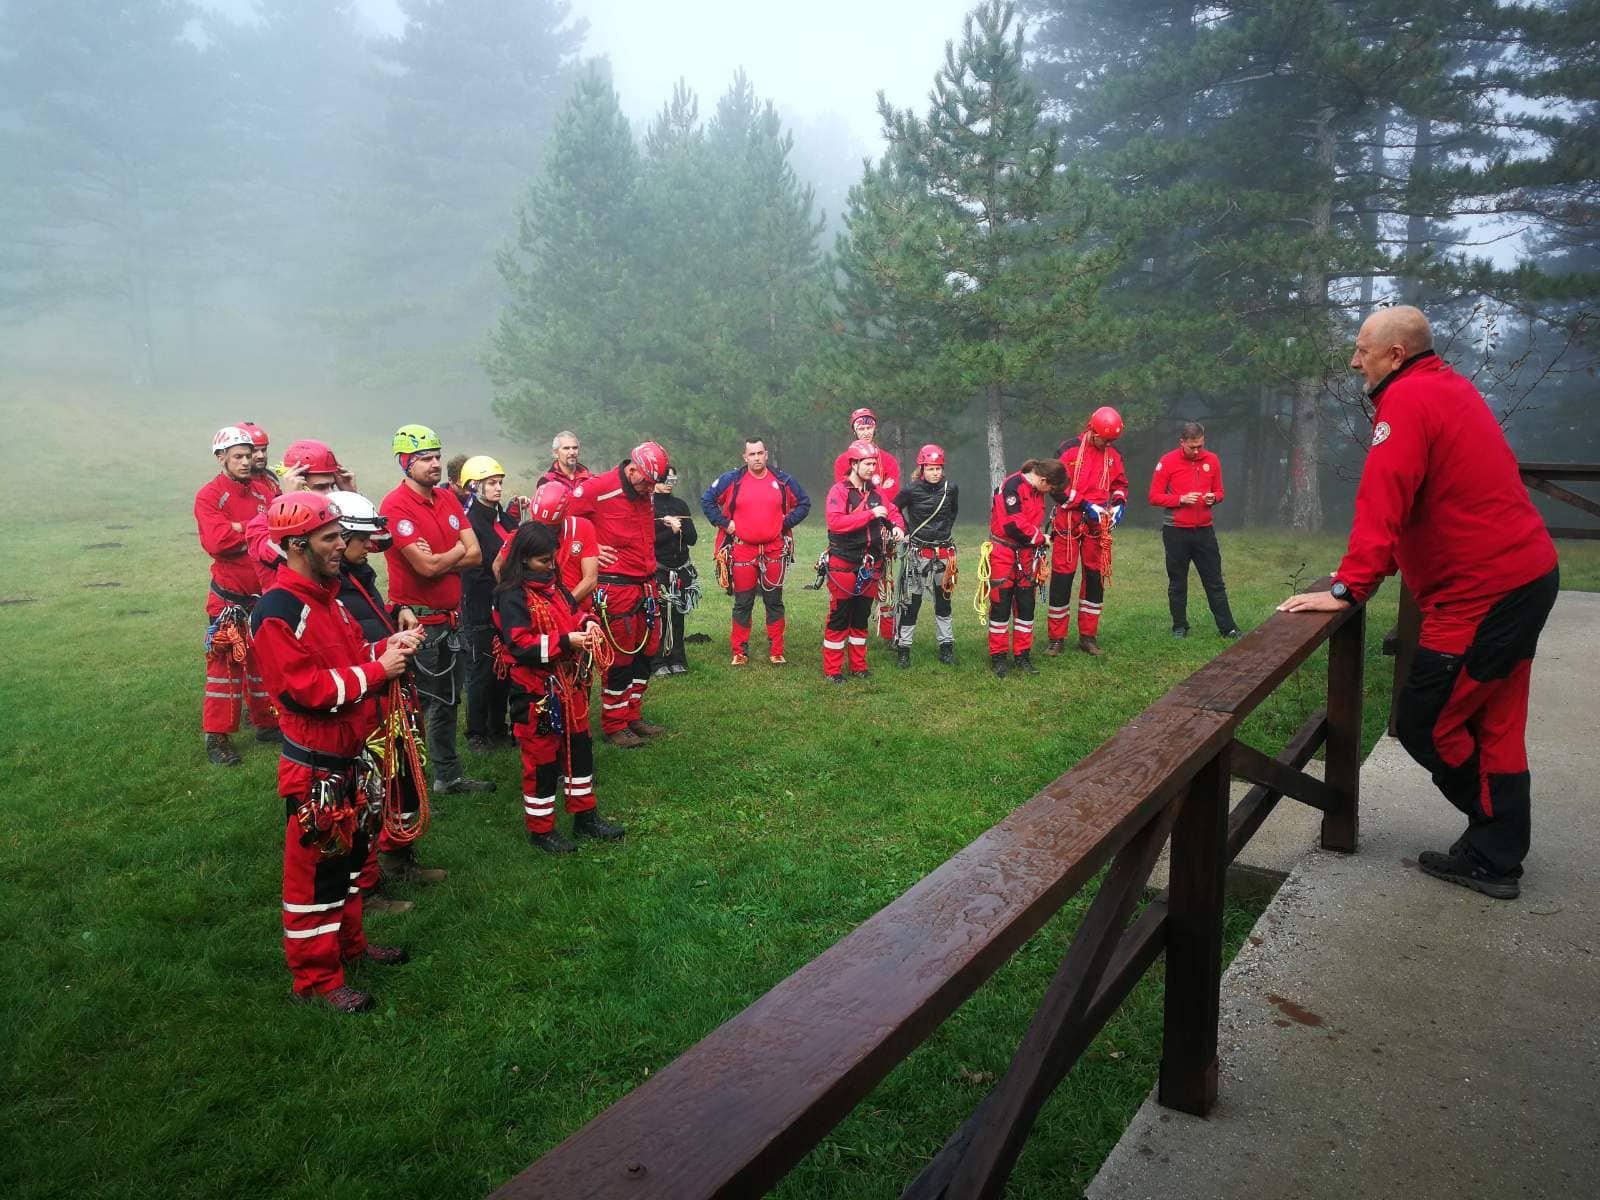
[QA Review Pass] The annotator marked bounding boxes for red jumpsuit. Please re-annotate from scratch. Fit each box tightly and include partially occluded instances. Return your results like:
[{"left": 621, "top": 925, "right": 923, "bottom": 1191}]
[
  {"left": 1335, "top": 352, "right": 1559, "bottom": 875},
  {"left": 1048, "top": 437, "right": 1128, "bottom": 640},
  {"left": 194, "top": 471, "right": 279, "bottom": 736},
  {"left": 987, "top": 472, "right": 1048, "bottom": 657},
  {"left": 250, "top": 569, "right": 395, "bottom": 998},
  {"left": 494, "top": 577, "right": 601, "bottom": 834},
  {"left": 822, "top": 480, "right": 904, "bottom": 676},
  {"left": 568, "top": 465, "right": 660, "bottom": 734},
  {"left": 701, "top": 466, "right": 811, "bottom": 658},
  {"left": 833, "top": 447, "right": 904, "bottom": 639}
]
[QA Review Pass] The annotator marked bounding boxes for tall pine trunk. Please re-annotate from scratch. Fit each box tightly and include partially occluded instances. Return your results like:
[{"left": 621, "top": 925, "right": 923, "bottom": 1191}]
[
  {"left": 1288, "top": 106, "right": 1336, "bottom": 532},
  {"left": 1402, "top": 115, "right": 1434, "bottom": 304},
  {"left": 985, "top": 381, "right": 1006, "bottom": 490}
]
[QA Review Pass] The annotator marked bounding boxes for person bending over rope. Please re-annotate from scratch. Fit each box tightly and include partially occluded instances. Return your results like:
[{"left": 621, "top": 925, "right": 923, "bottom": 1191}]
[
  {"left": 328, "top": 491, "right": 445, "bottom": 913},
  {"left": 652, "top": 467, "right": 699, "bottom": 676},
  {"left": 1048, "top": 407, "right": 1128, "bottom": 658},
  {"left": 495, "top": 522, "right": 625, "bottom": 854},
  {"left": 702, "top": 437, "right": 810, "bottom": 666},
  {"left": 568, "top": 442, "right": 672, "bottom": 749},
  {"left": 985, "top": 458, "right": 1066, "bottom": 677},
  {"left": 893, "top": 444, "right": 960, "bottom": 668},
  {"left": 250, "top": 491, "right": 423, "bottom": 1014},
  {"left": 823, "top": 440, "right": 905, "bottom": 682}
]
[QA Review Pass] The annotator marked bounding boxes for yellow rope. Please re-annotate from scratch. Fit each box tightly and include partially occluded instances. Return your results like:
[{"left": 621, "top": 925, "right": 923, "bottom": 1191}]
[{"left": 972, "top": 540, "right": 993, "bottom": 622}]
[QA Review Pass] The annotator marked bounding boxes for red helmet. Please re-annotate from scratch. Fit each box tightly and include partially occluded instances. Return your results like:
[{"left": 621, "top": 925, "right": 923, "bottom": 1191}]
[
  {"left": 268, "top": 491, "right": 342, "bottom": 539},
  {"left": 849, "top": 407, "right": 877, "bottom": 429},
  {"left": 529, "top": 480, "right": 570, "bottom": 525},
  {"left": 630, "top": 441, "right": 670, "bottom": 483},
  {"left": 1088, "top": 406, "right": 1124, "bottom": 441},
  {"left": 282, "top": 438, "right": 342, "bottom": 475},
  {"left": 846, "top": 439, "right": 879, "bottom": 463},
  {"left": 237, "top": 421, "right": 269, "bottom": 448},
  {"left": 916, "top": 443, "right": 945, "bottom": 467}
]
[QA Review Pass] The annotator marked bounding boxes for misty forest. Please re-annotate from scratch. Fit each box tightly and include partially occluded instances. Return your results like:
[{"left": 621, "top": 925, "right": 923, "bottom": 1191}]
[{"left": 4, "top": 0, "right": 1596, "bottom": 521}]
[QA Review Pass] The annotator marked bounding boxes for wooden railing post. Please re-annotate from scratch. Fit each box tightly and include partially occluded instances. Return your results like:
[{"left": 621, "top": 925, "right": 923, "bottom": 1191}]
[
  {"left": 1158, "top": 743, "right": 1229, "bottom": 1116},
  {"left": 1323, "top": 605, "right": 1365, "bottom": 853},
  {"left": 1387, "top": 580, "right": 1420, "bottom": 737}
]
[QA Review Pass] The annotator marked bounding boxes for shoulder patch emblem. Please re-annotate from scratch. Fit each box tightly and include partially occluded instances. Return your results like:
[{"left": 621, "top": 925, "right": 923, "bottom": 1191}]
[
  {"left": 572, "top": 486, "right": 585, "bottom": 498},
  {"left": 1005, "top": 494, "right": 1019, "bottom": 508},
  {"left": 1371, "top": 421, "right": 1391, "bottom": 447},
  {"left": 1202, "top": 462, "right": 1211, "bottom": 472},
  {"left": 571, "top": 540, "right": 582, "bottom": 555},
  {"left": 448, "top": 514, "right": 460, "bottom": 530},
  {"left": 396, "top": 518, "right": 415, "bottom": 537}
]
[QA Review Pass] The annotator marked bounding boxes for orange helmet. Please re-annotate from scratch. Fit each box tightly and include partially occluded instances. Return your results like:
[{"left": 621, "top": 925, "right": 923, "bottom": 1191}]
[
  {"left": 268, "top": 491, "right": 342, "bottom": 539},
  {"left": 1088, "top": 406, "right": 1124, "bottom": 441},
  {"left": 529, "top": 480, "right": 570, "bottom": 525}
]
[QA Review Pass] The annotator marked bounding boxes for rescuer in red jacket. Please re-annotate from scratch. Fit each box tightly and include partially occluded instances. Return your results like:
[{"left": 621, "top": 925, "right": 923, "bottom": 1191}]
[
  {"left": 986, "top": 458, "right": 1067, "bottom": 677},
  {"left": 832, "top": 409, "right": 903, "bottom": 639},
  {"left": 1281, "top": 305, "right": 1559, "bottom": 900},
  {"left": 568, "top": 442, "right": 671, "bottom": 748},
  {"left": 494, "top": 521, "right": 625, "bottom": 854},
  {"left": 1048, "top": 407, "right": 1129, "bottom": 657},
  {"left": 497, "top": 481, "right": 602, "bottom": 612},
  {"left": 1149, "top": 420, "right": 1241, "bottom": 640},
  {"left": 537, "top": 429, "right": 593, "bottom": 493},
  {"left": 238, "top": 422, "right": 280, "bottom": 497},
  {"left": 250, "top": 491, "right": 423, "bottom": 1013},
  {"left": 195, "top": 426, "right": 282, "bottom": 766},
  {"left": 823, "top": 440, "right": 906, "bottom": 681}
]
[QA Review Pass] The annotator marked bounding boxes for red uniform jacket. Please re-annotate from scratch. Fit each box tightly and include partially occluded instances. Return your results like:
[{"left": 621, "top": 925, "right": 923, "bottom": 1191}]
[
  {"left": 990, "top": 471, "right": 1047, "bottom": 547},
  {"left": 1149, "top": 448, "right": 1224, "bottom": 528},
  {"left": 568, "top": 464, "right": 656, "bottom": 580},
  {"left": 249, "top": 568, "right": 393, "bottom": 789},
  {"left": 1333, "top": 353, "right": 1557, "bottom": 615},
  {"left": 825, "top": 480, "right": 904, "bottom": 562},
  {"left": 194, "top": 472, "right": 277, "bottom": 613},
  {"left": 832, "top": 447, "right": 903, "bottom": 498},
  {"left": 493, "top": 576, "right": 597, "bottom": 726},
  {"left": 1054, "top": 437, "right": 1128, "bottom": 534},
  {"left": 537, "top": 462, "right": 592, "bottom": 492}
]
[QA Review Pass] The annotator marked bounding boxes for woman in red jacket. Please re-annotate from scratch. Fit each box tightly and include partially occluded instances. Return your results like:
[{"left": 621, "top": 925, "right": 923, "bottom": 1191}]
[
  {"left": 987, "top": 458, "right": 1067, "bottom": 677},
  {"left": 495, "top": 522, "right": 625, "bottom": 855}
]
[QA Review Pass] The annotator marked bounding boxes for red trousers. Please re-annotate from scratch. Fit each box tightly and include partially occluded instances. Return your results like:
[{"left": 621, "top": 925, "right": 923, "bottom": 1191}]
[
  {"left": 204, "top": 631, "right": 277, "bottom": 734},
  {"left": 282, "top": 816, "right": 368, "bottom": 997},
  {"left": 729, "top": 539, "right": 787, "bottom": 657},
  {"left": 823, "top": 557, "right": 878, "bottom": 675},
  {"left": 987, "top": 542, "right": 1042, "bottom": 656},
  {"left": 516, "top": 726, "right": 597, "bottom": 833},
  {"left": 596, "top": 582, "right": 661, "bottom": 734},
  {"left": 1047, "top": 530, "right": 1106, "bottom": 640}
]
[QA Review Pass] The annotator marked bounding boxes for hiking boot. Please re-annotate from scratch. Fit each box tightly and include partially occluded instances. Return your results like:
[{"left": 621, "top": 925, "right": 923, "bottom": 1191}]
[
  {"left": 293, "top": 984, "right": 374, "bottom": 1014},
  {"left": 378, "top": 849, "right": 448, "bottom": 885},
  {"left": 255, "top": 727, "right": 285, "bottom": 745},
  {"left": 1417, "top": 849, "right": 1521, "bottom": 900},
  {"left": 364, "top": 894, "right": 414, "bottom": 916},
  {"left": 351, "top": 944, "right": 409, "bottom": 967},
  {"left": 852, "top": 668, "right": 872, "bottom": 680},
  {"left": 465, "top": 734, "right": 493, "bottom": 754},
  {"left": 1172, "top": 626, "right": 1189, "bottom": 639},
  {"left": 938, "top": 642, "right": 957, "bottom": 666},
  {"left": 1044, "top": 638, "right": 1064, "bottom": 657},
  {"left": 629, "top": 718, "right": 666, "bottom": 737},
  {"left": 1222, "top": 628, "right": 1242, "bottom": 639},
  {"left": 896, "top": 646, "right": 912, "bottom": 669},
  {"left": 604, "top": 728, "right": 646, "bottom": 749},
  {"left": 1078, "top": 635, "right": 1104, "bottom": 657},
  {"left": 434, "top": 776, "right": 496, "bottom": 794},
  {"left": 653, "top": 664, "right": 674, "bottom": 678},
  {"left": 670, "top": 663, "right": 688, "bottom": 675},
  {"left": 990, "top": 653, "right": 1009, "bottom": 679},
  {"left": 529, "top": 829, "right": 577, "bottom": 854},
  {"left": 731, "top": 652, "right": 749, "bottom": 666},
  {"left": 1015, "top": 650, "right": 1040, "bottom": 676},
  {"left": 205, "top": 733, "right": 242, "bottom": 767},
  {"left": 826, "top": 673, "right": 846, "bottom": 685},
  {"left": 769, "top": 653, "right": 787, "bottom": 666},
  {"left": 574, "top": 809, "right": 625, "bottom": 841}
]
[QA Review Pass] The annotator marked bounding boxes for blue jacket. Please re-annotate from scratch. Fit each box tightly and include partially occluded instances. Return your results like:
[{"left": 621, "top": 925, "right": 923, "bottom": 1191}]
[{"left": 699, "top": 466, "right": 811, "bottom": 532}]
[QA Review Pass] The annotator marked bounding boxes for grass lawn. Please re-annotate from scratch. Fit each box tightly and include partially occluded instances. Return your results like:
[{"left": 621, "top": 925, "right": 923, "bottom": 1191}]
[{"left": 3, "top": 380, "right": 1595, "bottom": 1199}]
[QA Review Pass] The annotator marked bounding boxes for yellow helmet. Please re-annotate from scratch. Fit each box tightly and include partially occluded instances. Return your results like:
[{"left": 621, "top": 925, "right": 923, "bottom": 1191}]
[
  {"left": 459, "top": 455, "right": 506, "bottom": 485},
  {"left": 392, "top": 423, "right": 441, "bottom": 456}
]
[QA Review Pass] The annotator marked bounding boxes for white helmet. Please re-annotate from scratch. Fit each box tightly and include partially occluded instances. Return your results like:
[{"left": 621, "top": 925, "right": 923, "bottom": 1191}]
[
  {"left": 328, "top": 490, "right": 389, "bottom": 547},
  {"left": 213, "top": 425, "right": 253, "bottom": 454}
]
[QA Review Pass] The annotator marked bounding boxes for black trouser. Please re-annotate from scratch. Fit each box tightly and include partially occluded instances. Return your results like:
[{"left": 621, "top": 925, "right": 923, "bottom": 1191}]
[
  {"left": 462, "top": 621, "right": 510, "bottom": 739},
  {"left": 1394, "top": 567, "right": 1558, "bottom": 876},
  {"left": 413, "top": 622, "right": 464, "bottom": 784},
  {"left": 652, "top": 567, "right": 688, "bottom": 670},
  {"left": 1162, "top": 524, "right": 1237, "bottom": 634}
]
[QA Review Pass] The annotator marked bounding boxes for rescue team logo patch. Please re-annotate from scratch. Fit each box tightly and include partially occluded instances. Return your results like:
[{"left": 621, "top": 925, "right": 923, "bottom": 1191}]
[
  {"left": 1202, "top": 463, "right": 1211, "bottom": 472},
  {"left": 1372, "top": 421, "right": 1392, "bottom": 447},
  {"left": 448, "top": 515, "right": 461, "bottom": 530},
  {"left": 396, "top": 519, "right": 415, "bottom": 537},
  {"left": 1006, "top": 493, "right": 1019, "bottom": 508},
  {"left": 571, "top": 540, "right": 582, "bottom": 554}
]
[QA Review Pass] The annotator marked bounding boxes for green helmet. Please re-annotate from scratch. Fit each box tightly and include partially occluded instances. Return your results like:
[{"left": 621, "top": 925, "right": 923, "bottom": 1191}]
[{"left": 392, "top": 423, "right": 442, "bottom": 456}]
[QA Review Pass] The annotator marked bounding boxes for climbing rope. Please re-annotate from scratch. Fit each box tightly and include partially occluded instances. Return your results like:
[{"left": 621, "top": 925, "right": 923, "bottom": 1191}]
[
  {"left": 369, "top": 678, "right": 430, "bottom": 846},
  {"left": 972, "top": 540, "right": 994, "bottom": 621}
]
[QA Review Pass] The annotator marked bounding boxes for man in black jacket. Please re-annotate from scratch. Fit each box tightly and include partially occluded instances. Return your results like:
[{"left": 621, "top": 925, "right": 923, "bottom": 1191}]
[
  {"left": 893, "top": 444, "right": 960, "bottom": 667},
  {"left": 651, "top": 468, "right": 699, "bottom": 675},
  {"left": 459, "top": 457, "right": 520, "bottom": 752}
]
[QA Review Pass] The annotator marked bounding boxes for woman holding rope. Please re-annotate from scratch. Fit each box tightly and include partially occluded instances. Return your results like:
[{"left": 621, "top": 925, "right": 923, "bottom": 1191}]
[
  {"left": 892, "top": 444, "right": 960, "bottom": 668},
  {"left": 495, "top": 522, "right": 624, "bottom": 855}
]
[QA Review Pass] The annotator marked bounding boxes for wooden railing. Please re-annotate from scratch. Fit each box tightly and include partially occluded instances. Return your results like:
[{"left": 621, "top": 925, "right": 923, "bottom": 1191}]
[
  {"left": 1386, "top": 461, "right": 1597, "bottom": 733},
  {"left": 490, "top": 588, "right": 1366, "bottom": 1199}
]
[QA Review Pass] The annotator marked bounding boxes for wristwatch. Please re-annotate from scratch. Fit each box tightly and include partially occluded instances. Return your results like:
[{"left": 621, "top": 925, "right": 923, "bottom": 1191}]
[{"left": 1329, "top": 581, "right": 1355, "bottom": 605}]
